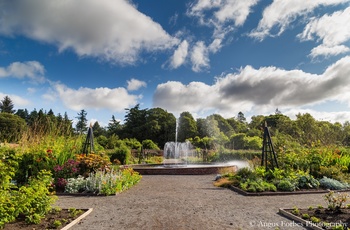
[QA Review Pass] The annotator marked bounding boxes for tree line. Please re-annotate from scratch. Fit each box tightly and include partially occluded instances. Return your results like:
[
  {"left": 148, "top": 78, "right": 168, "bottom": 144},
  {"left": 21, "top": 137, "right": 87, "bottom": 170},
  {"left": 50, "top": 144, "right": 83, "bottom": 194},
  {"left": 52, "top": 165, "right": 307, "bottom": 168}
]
[{"left": 1, "top": 95, "right": 350, "bottom": 151}]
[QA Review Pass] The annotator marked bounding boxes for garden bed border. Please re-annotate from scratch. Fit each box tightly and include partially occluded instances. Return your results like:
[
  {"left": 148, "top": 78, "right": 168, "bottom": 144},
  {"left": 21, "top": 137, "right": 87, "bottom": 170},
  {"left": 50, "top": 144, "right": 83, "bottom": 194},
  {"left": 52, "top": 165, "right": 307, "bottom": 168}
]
[
  {"left": 229, "top": 185, "right": 350, "bottom": 196},
  {"left": 278, "top": 208, "right": 324, "bottom": 230},
  {"left": 61, "top": 208, "right": 93, "bottom": 230}
]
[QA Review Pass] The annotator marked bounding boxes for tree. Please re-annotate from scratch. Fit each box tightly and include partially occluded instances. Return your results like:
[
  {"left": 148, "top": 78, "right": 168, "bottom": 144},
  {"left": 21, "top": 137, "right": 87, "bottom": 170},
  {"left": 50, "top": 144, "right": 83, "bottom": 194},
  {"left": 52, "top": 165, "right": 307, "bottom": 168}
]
[
  {"left": 75, "top": 109, "right": 88, "bottom": 135},
  {"left": 0, "top": 113, "right": 26, "bottom": 142},
  {"left": 0, "top": 96, "right": 15, "bottom": 114},
  {"left": 144, "top": 107, "right": 176, "bottom": 148},
  {"left": 107, "top": 115, "right": 122, "bottom": 137},
  {"left": 207, "top": 114, "right": 234, "bottom": 137},
  {"left": 237, "top": 111, "right": 246, "bottom": 123},
  {"left": 15, "top": 109, "right": 29, "bottom": 123},
  {"left": 92, "top": 121, "right": 106, "bottom": 137},
  {"left": 177, "top": 111, "right": 198, "bottom": 142},
  {"left": 122, "top": 104, "right": 148, "bottom": 141}
]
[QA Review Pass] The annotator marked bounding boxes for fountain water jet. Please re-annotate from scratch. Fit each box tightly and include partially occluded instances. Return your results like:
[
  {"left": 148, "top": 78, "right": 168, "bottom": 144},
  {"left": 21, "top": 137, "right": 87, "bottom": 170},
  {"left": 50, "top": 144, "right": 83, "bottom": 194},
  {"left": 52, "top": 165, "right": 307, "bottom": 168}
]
[{"left": 163, "top": 141, "right": 193, "bottom": 165}]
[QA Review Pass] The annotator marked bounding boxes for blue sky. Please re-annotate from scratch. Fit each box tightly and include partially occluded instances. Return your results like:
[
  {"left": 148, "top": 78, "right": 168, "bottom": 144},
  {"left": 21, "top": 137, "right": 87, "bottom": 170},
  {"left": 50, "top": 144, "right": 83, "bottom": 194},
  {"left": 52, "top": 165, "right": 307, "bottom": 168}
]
[{"left": 1, "top": 0, "right": 350, "bottom": 127}]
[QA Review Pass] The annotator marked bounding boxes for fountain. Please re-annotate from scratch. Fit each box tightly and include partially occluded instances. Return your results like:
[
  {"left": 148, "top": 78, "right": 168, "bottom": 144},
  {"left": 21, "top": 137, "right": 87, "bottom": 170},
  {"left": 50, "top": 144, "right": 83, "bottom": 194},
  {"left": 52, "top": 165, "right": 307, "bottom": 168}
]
[
  {"left": 163, "top": 141, "right": 192, "bottom": 165},
  {"left": 131, "top": 118, "right": 242, "bottom": 175}
]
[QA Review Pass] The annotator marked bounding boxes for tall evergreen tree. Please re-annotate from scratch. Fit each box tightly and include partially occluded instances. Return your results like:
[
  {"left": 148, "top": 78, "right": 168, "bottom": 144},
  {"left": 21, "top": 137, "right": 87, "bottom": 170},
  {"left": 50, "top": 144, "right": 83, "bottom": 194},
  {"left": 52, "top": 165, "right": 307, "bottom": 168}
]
[
  {"left": 15, "top": 109, "right": 29, "bottom": 122},
  {"left": 0, "top": 96, "right": 15, "bottom": 114},
  {"left": 75, "top": 109, "right": 88, "bottom": 134},
  {"left": 107, "top": 115, "right": 122, "bottom": 137}
]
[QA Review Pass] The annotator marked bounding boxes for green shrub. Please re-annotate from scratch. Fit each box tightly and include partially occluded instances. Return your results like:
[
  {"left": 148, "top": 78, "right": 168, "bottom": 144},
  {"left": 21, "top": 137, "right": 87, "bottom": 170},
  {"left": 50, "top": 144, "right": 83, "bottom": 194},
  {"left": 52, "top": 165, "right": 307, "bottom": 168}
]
[
  {"left": 319, "top": 166, "right": 345, "bottom": 181},
  {"left": 0, "top": 113, "right": 27, "bottom": 142},
  {"left": 235, "top": 167, "right": 256, "bottom": 181},
  {"left": 0, "top": 170, "right": 56, "bottom": 228},
  {"left": 64, "top": 168, "right": 142, "bottom": 195},
  {"left": 109, "top": 145, "right": 131, "bottom": 165},
  {"left": 0, "top": 147, "right": 19, "bottom": 190},
  {"left": 239, "top": 178, "right": 276, "bottom": 192},
  {"left": 76, "top": 153, "right": 111, "bottom": 174},
  {"left": 297, "top": 174, "right": 319, "bottom": 189},
  {"left": 276, "top": 179, "right": 296, "bottom": 191},
  {"left": 319, "top": 177, "right": 350, "bottom": 190},
  {"left": 324, "top": 191, "right": 349, "bottom": 210}
]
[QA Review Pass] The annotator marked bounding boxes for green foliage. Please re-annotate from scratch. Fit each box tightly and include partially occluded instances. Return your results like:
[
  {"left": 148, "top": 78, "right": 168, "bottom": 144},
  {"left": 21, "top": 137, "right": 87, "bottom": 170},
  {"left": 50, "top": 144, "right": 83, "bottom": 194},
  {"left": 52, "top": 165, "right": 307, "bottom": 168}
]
[
  {"left": 276, "top": 179, "right": 296, "bottom": 192},
  {"left": 310, "top": 216, "right": 321, "bottom": 223},
  {"left": 0, "top": 113, "right": 27, "bottom": 142},
  {"left": 0, "top": 147, "right": 19, "bottom": 190},
  {"left": 75, "top": 109, "right": 88, "bottom": 135},
  {"left": 301, "top": 213, "right": 310, "bottom": 219},
  {"left": 318, "top": 165, "right": 345, "bottom": 181},
  {"left": 53, "top": 220, "right": 62, "bottom": 228},
  {"left": 296, "top": 174, "right": 320, "bottom": 189},
  {"left": 177, "top": 111, "right": 198, "bottom": 142},
  {"left": 64, "top": 168, "right": 142, "bottom": 195},
  {"left": 319, "top": 177, "right": 350, "bottom": 190},
  {"left": 142, "top": 139, "right": 160, "bottom": 150},
  {"left": 96, "top": 135, "right": 108, "bottom": 148},
  {"left": 239, "top": 178, "right": 276, "bottom": 192},
  {"left": 211, "top": 149, "right": 260, "bottom": 162},
  {"left": 324, "top": 191, "right": 349, "bottom": 211},
  {"left": 0, "top": 96, "right": 15, "bottom": 114},
  {"left": 76, "top": 153, "right": 111, "bottom": 174},
  {"left": 0, "top": 170, "right": 56, "bottom": 227},
  {"left": 109, "top": 145, "right": 131, "bottom": 165},
  {"left": 291, "top": 207, "right": 300, "bottom": 215}
]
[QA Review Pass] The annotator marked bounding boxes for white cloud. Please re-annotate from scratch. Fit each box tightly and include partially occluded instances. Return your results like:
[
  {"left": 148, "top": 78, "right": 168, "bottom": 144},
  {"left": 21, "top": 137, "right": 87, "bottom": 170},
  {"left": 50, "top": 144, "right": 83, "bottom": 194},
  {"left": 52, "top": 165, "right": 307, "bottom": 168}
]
[
  {"left": 185, "top": 0, "right": 258, "bottom": 71},
  {"left": 310, "top": 45, "right": 350, "bottom": 58},
  {"left": 284, "top": 108, "right": 350, "bottom": 124},
  {"left": 0, "top": 92, "right": 31, "bottom": 107},
  {"left": 298, "top": 7, "right": 350, "bottom": 58},
  {"left": 188, "top": 0, "right": 258, "bottom": 27},
  {"left": 169, "top": 40, "right": 189, "bottom": 69},
  {"left": 127, "top": 78, "right": 147, "bottom": 91},
  {"left": 52, "top": 83, "right": 140, "bottom": 112},
  {"left": 154, "top": 55, "right": 350, "bottom": 120},
  {"left": 191, "top": 41, "right": 209, "bottom": 72},
  {"left": 249, "top": 0, "right": 349, "bottom": 40},
  {"left": 208, "top": 38, "right": 222, "bottom": 53},
  {"left": 0, "top": 61, "right": 46, "bottom": 83},
  {"left": 0, "top": 0, "right": 178, "bottom": 65}
]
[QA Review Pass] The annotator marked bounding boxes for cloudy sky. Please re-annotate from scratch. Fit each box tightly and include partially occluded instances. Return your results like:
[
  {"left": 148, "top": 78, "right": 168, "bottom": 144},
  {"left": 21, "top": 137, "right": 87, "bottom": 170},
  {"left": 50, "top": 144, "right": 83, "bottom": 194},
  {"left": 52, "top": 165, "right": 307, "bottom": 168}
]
[{"left": 1, "top": 0, "right": 350, "bottom": 126}]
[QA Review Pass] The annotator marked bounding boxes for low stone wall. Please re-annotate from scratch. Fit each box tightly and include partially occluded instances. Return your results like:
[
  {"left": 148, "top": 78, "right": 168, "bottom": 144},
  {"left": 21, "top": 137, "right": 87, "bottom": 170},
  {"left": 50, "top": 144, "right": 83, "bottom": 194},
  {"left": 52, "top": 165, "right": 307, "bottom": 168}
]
[{"left": 132, "top": 165, "right": 237, "bottom": 175}]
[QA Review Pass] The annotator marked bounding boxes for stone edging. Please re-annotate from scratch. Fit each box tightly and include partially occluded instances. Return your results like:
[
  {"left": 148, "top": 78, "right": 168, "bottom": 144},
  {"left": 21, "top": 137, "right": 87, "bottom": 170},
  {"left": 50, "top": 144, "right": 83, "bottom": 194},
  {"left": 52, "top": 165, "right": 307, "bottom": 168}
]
[
  {"left": 278, "top": 208, "right": 323, "bottom": 230},
  {"left": 61, "top": 208, "right": 93, "bottom": 230},
  {"left": 229, "top": 185, "right": 348, "bottom": 196}
]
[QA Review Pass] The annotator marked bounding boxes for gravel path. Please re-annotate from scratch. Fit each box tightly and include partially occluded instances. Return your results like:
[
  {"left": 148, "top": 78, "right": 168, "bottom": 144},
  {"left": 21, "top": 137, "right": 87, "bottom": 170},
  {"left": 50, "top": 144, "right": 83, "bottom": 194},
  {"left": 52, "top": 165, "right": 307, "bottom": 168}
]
[{"left": 56, "top": 175, "right": 328, "bottom": 230}]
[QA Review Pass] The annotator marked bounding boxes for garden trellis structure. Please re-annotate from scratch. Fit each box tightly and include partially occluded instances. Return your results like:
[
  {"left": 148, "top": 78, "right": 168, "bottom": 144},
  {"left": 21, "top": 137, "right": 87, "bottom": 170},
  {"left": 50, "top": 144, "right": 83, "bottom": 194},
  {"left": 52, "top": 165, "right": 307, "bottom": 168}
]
[
  {"left": 83, "top": 123, "right": 94, "bottom": 155},
  {"left": 261, "top": 122, "right": 279, "bottom": 170}
]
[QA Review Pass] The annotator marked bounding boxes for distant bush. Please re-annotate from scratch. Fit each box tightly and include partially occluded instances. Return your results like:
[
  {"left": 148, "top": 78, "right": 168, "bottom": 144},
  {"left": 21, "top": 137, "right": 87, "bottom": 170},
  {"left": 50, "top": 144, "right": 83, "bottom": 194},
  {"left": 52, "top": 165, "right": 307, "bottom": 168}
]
[
  {"left": 319, "top": 177, "right": 350, "bottom": 190},
  {"left": 109, "top": 145, "right": 131, "bottom": 165}
]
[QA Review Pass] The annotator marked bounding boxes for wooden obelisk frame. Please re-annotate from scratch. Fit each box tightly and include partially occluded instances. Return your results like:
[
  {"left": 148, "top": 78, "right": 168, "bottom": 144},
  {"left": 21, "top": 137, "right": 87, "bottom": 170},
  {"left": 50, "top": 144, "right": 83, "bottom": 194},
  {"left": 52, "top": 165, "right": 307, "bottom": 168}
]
[{"left": 261, "top": 122, "right": 279, "bottom": 170}]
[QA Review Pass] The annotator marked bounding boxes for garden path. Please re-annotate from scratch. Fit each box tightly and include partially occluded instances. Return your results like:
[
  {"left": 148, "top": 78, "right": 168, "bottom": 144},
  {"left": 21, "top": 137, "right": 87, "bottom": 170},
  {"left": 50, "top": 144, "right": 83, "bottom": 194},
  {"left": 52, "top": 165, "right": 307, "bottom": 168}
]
[{"left": 56, "top": 175, "right": 327, "bottom": 230}]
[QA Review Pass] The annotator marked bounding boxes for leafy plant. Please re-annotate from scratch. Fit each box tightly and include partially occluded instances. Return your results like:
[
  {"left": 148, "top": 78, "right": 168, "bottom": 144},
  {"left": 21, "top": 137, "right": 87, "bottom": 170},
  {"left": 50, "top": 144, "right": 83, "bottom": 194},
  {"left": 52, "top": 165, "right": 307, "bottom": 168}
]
[
  {"left": 296, "top": 174, "right": 319, "bottom": 189},
  {"left": 291, "top": 207, "right": 300, "bottom": 215},
  {"left": 64, "top": 168, "right": 142, "bottom": 195},
  {"left": 276, "top": 179, "right": 296, "bottom": 192},
  {"left": 324, "top": 191, "right": 349, "bottom": 211},
  {"left": 310, "top": 216, "right": 320, "bottom": 223},
  {"left": 76, "top": 153, "right": 111, "bottom": 175},
  {"left": 53, "top": 159, "right": 80, "bottom": 191},
  {"left": 301, "top": 213, "right": 310, "bottom": 219},
  {"left": 53, "top": 220, "right": 62, "bottom": 228},
  {"left": 319, "top": 177, "right": 350, "bottom": 190},
  {"left": 0, "top": 170, "right": 57, "bottom": 227}
]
